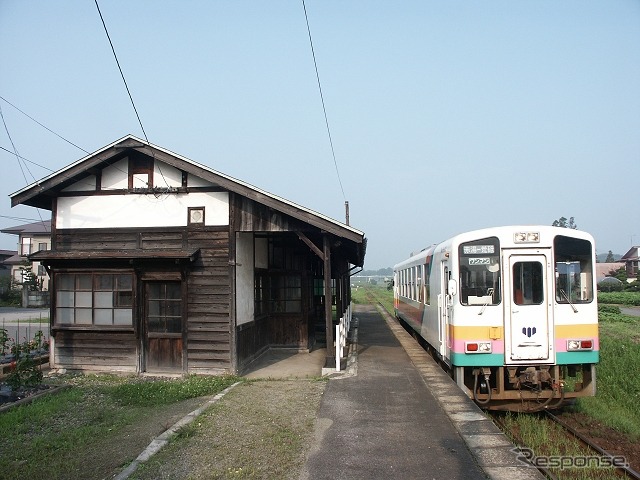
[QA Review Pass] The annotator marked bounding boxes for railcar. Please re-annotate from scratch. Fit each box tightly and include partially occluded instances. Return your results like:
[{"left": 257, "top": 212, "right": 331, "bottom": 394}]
[{"left": 393, "top": 226, "right": 598, "bottom": 412}]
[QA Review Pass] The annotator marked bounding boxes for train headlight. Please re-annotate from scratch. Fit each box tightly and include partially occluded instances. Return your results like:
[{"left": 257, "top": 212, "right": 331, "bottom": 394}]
[
  {"left": 465, "top": 341, "right": 492, "bottom": 353},
  {"left": 567, "top": 339, "right": 594, "bottom": 351}
]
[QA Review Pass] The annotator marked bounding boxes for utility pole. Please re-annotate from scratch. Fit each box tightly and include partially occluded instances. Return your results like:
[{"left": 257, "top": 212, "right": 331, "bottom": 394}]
[{"left": 345, "top": 201, "right": 349, "bottom": 226}]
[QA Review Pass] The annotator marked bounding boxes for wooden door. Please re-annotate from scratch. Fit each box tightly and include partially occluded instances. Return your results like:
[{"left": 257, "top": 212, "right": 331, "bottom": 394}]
[{"left": 144, "top": 281, "right": 184, "bottom": 373}]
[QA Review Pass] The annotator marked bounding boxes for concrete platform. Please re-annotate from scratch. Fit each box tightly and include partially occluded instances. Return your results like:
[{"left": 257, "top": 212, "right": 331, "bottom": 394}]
[
  {"left": 242, "top": 347, "right": 327, "bottom": 379},
  {"left": 240, "top": 305, "right": 544, "bottom": 479}
]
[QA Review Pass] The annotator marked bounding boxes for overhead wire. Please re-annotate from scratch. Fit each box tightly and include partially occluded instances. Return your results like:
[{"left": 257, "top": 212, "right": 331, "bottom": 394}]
[
  {"left": 93, "top": 0, "right": 170, "bottom": 191},
  {"left": 0, "top": 145, "right": 159, "bottom": 194},
  {"left": 0, "top": 98, "right": 154, "bottom": 188},
  {"left": 0, "top": 95, "right": 90, "bottom": 154},
  {"left": 0, "top": 103, "right": 29, "bottom": 185},
  {"left": 0, "top": 105, "right": 51, "bottom": 230},
  {"left": 301, "top": 0, "right": 346, "bottom": 202}
]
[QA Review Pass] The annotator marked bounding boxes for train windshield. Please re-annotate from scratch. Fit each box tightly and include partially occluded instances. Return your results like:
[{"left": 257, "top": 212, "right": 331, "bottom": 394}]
[
  {"left": 554, "top": 235, "right": 594, "bottom": 303},
  {"left": 459, "top": 237, "right": 501, "bottom": 306}
]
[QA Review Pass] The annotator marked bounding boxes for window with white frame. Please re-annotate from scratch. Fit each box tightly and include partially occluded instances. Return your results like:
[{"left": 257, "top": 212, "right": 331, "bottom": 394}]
[{"left": 20, "top": 237, "right": 32, "bottom": 256}]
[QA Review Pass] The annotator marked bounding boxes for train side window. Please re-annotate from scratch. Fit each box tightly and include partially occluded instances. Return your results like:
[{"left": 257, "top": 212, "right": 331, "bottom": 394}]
[{"left": 423, "top": 262, "right": 430, "bottom": 305}]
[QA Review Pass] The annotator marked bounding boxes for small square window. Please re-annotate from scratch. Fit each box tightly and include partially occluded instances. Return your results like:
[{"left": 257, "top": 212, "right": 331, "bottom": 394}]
[{"left": 188, "top": 207, "right": 205, "bottom": 225}]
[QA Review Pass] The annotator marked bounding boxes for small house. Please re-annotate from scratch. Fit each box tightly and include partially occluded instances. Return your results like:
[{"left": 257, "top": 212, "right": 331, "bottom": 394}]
[
  {"left": 1, "top": 220, "right": 52, "bottom": 289},
  {"left": 620, "top": 246, "right": 639, "bottom": 280},
  {"left": 10, "top": 135, "right": 366, "bottom": 375}
]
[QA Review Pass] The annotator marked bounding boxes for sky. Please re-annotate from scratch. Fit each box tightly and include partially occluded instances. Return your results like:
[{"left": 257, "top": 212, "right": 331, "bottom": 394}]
[{"left": 1, "top": 1, "right": 639, "bottom": 269}]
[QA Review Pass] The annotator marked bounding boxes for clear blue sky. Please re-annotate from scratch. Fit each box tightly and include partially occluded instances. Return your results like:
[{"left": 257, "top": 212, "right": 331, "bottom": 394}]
[{"left": 1, "top": 1, "right": 639, "bottom": 269}]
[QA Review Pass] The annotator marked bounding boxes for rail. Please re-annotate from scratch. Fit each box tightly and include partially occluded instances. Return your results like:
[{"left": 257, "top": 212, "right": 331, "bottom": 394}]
[
  {"left": 544, "top": 411, "right": 640, "bottom": 480},
  {"left": 335, "top": 303, "right": 352, "bottom": 371}
]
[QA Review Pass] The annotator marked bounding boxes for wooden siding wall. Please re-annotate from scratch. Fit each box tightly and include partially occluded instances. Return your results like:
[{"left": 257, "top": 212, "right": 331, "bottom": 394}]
[
  {"left": 236, "top": 317, "right": 270, "bottom": 371},
  {"left": 186, "top": 229, "right": 231, "bottom": 373},
  {"left": 236, "top": 314, "right": 307, "bottom": 372},
  {"left": 233, "top": 196, "right": 310, "bottom": 233},
  {"left": 53, "top": 227, "right": 231, "bottom": 374},
  {"left": 55, "top": 229, "right": 187, "bottom": 251},
  {"left": 54, "top": 331, "right": 137, "bottom": 373}
]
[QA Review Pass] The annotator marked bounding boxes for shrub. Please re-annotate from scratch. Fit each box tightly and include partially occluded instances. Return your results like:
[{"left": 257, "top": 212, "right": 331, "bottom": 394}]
[
  {"left": 598, "top": 304, "right": 621, "bottom": 315},
  {"left": 6, "top": 356, "right": 44, "bottom": 391},
  {"left": 598, "top": 291, "right": 640, "bottom": 306}
]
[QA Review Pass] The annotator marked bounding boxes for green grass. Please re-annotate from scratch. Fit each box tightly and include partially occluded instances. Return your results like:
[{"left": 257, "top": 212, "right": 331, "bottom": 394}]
[
  {"left": 501, "top": 413, "right": 615, "bottom": 479},
  {"left": 575, "top": 311, "right": 640, "bottom": 438},
  {"left": 598, "top": 291, "right": 640, "bottom": 306},
  {"left": 0, "top": 373, "right": 240, "bottom": 479},
  {"left": 353, "top": 283, "right": 394, "bottom": 314},
  {"left": 110, "top": 374, "right": 238, "bottom": 407}
]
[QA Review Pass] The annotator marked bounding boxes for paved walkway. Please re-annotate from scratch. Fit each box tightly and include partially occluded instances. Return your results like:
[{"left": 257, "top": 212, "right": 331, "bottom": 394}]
[{"left": 300, "top": 304, "right": 493, "bottom": 479}]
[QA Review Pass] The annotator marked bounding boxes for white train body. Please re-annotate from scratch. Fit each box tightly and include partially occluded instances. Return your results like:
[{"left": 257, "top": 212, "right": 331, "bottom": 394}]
[{"left": 393, "top": 225, "right": 598, "bottom": 411}]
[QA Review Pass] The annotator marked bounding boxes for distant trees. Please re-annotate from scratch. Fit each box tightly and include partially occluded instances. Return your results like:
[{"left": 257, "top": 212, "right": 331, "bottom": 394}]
[
  {"left": 605, "top": 251, "right": 616, "bottom": 263},
  {"left": 552, "top": 216, "right": 578, "bottom": 229},
  {"left": 608, "top": 267, "right": 628, "bottom": 282},
  {"left": 359, "top": 267, "right": 393, "bottom": 277}
]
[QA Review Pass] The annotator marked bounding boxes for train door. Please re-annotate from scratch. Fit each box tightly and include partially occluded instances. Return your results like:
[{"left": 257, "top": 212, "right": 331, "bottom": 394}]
[
  {"left": 503, "top": 250, "right": 554, "bottom": 364},
  {"left": 437, "top": 262, "right": 451, "bottom": 359}
]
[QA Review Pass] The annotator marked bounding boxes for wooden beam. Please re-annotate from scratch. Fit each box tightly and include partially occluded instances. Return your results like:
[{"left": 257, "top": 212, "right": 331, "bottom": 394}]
[
  {"left": 296, "top": 231, "right": 324, "bottom": 260},
  {"left": 324, "top": 235, "right": 334, "bottom": 364}
]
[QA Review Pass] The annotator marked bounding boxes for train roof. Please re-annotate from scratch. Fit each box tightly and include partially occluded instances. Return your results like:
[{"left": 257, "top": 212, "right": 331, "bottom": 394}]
[{"left": 393, "top": 225, "right": 595, "bottom": 270}]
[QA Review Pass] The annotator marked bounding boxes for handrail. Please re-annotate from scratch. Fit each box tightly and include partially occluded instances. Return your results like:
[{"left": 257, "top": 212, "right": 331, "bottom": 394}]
[{"left": 335, "top": 303, "right": 352, "bottom": 371}]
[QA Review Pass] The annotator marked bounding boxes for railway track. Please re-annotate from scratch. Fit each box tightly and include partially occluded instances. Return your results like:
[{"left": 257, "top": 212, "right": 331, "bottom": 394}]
[
  {"left": 490, "top": 410, "right": 640, "bottom": 480},
  {"left": 544, "top": 411, "right": 640, "bottom": 479}
]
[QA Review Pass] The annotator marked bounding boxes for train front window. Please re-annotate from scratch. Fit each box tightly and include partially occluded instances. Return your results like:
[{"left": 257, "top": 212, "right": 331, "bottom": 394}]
[
  {"left": 554, "top": 235, "right": 594, "bottom": 303},
  {"left": 459, "top": 237, "right": 501, "bottom": 306},
  {"left": 513, "top": 261, "right": 544, "bottom": 305}
]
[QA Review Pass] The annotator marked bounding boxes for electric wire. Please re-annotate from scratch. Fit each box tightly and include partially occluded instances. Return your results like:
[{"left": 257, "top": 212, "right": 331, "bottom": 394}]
[
  {"left": 0, "top": 95, "right": 90, "bottom": 154},
  {"left": 0, "top": 103, "right": 31, "bottom": 185},
  {"left": 301, "top": 0, "right": 346, "bottom": 201},
  {"left": 0, "top": 145, "right": 157, "bottom": 194},
  {"left": 93, "top": 0, "right": 170, "bottom": 191},
  {"left": 0, "top": 105, "right": 52, "bottom": 231},
  {"left": 0, "top": 214, "right": 47, "bottom": 223}
]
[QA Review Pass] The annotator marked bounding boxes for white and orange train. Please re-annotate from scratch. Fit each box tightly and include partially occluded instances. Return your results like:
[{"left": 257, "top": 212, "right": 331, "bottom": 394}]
[{"left": 393, "top": 226, "right": 598, "bottom": 411}]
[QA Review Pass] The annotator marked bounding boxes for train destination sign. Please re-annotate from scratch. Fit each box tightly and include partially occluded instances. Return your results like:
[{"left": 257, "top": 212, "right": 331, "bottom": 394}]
[{"left": 463, "top": 245, "right": 495, "bottom": 255}]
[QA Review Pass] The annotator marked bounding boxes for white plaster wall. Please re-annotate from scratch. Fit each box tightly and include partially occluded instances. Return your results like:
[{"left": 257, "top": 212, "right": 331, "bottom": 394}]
[
  {"left": 62, "top": 175, "right": 96, "bottom": 192},
  {"left": 236, "top": 232, "right": 254, "bottom": 326},
  {"left": 188, "top": 174, "right": 215, "bottom": 188},
  {"left": 102, "top": 158, "right": 129, "bottom": 189},
  {"left": 154, "top": 162, "right": 182, "bottom": 187},
  {"left": 56, "top": 191, "right": 229, "bottom": 228}
]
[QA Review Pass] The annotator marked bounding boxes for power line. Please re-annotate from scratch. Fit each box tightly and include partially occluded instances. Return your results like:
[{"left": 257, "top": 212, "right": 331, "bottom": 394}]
[
  {"left": 94, "top": 0, "right": 170, "bottom": 190},
  {"left": 0, "top": 214, "right": 48, "bottom": 222},
  {"left": 0, "top": 145, "right": 155, "bottom": 194},
  {"left": 301, "top": 0, "right": 346, "bottom": 201},
  {"left": 0, "top": 103, "right": 30, "bottom": 184},
  {"left": 0, "top": 105, "right": 52, "bottom": 230},
  {"left": 0, "top": 95, "right": 90, "bottom": 154}
]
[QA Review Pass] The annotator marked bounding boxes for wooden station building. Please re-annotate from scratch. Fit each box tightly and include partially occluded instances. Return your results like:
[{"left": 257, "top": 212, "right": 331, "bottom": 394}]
[{"left": 10, "top": 135, "right": 366, "bottom": 375}]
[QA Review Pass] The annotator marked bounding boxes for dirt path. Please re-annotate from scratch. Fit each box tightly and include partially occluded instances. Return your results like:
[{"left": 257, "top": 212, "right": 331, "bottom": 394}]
[{"left": 127, "top": 379, "right": 326, "bottom": 480}]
